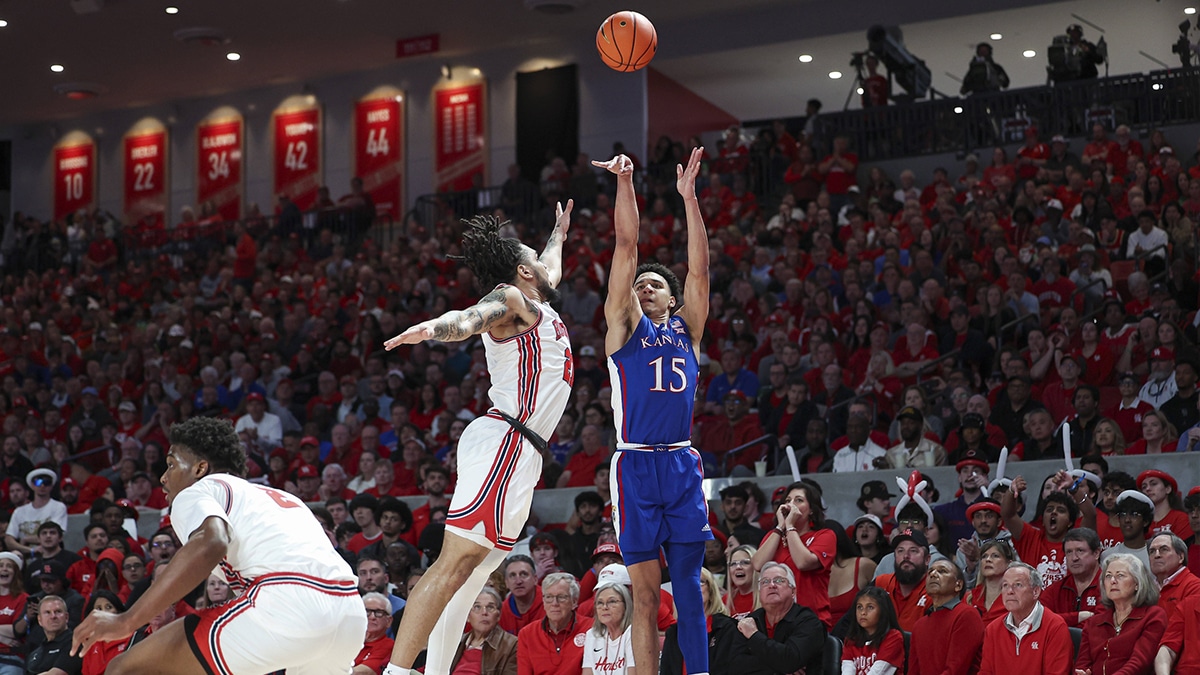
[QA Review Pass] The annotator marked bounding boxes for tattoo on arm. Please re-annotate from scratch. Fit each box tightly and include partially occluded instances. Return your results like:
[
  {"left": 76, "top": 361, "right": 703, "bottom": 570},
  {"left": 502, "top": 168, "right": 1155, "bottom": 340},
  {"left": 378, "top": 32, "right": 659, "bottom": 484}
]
[{"left": 428, "top": 288, "right": 510, "bottom": 341}]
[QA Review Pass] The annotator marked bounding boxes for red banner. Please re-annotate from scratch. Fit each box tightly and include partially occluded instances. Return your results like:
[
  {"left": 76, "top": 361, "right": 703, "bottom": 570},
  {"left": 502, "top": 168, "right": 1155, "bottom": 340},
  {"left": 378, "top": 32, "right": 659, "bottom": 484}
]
[
  {"left": 123, "top": 128, "right": 168, "bottom": 226},
  {"left": 196, "top": 116, "right": 244, "bottom": 221},
  {"left": 353, "top": 96, "right": 404, "bottom": 218},
  {"left": 434, "top": 81, "right": 487, "bottom": 192},
  {"left": 272, "top": 107, "right": 322, "bottom": 210},
  {"left": 396, "top": 34, "right": 439, "bottom": 59},
  {"left": 53, "top": 139, "right": 96, "bottom": 222}
]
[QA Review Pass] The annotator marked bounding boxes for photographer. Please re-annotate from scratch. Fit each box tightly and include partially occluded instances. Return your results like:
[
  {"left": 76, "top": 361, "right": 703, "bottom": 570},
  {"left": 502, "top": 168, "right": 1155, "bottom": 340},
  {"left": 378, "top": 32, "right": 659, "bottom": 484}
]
[
  {"left": 960, "top": 43, "right": 1010, "bottom": 95},
  {"left": 1048, "top": 24, "right": 1104, "bottom": 82}
]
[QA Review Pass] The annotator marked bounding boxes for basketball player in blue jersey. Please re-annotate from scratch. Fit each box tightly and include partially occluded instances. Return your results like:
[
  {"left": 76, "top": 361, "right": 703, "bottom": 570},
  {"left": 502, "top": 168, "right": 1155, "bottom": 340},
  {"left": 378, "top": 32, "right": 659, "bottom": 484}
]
[{"left": 593, "top": 146, "right": 710, "bottom": 675}]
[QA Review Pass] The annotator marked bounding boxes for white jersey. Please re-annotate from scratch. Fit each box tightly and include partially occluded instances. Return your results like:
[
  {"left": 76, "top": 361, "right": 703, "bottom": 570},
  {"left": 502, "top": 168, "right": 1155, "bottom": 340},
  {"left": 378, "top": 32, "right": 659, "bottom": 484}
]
[
  {"left": 482, "top": 294, "right": 574, "bottom": 439},
  {"left": 169, "top": 473, "right": 355, "bottom": 592}
]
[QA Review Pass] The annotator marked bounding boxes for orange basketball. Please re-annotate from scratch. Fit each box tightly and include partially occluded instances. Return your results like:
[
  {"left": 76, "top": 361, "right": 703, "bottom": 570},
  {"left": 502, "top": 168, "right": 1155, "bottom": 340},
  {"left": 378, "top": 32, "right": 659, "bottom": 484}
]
[{"left": 596, "top": 11, "right": 657, "bottom": 72}]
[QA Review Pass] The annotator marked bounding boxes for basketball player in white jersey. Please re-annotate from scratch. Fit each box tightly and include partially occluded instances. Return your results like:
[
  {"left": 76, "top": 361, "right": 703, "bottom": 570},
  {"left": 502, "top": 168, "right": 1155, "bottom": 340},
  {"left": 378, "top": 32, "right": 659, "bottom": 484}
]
[
  {"left": 382, "top": 202, "right": 575, "bottom": 675},
  {"left": 71, "top": 416, "right": 366, "bottom": 674}
]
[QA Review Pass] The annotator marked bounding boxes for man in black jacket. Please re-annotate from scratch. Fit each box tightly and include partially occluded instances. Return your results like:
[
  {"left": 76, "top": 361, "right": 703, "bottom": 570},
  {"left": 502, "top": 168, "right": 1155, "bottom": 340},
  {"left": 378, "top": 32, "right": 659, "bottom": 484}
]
[{"left": 729, "top": 562, "right": 825, "bottom": 674}]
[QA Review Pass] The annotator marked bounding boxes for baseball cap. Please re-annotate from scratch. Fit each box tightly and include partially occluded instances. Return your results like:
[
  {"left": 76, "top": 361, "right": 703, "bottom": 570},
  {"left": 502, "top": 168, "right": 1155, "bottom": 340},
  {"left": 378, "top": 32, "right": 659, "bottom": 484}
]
[
  {"left": 28, "top": 322, "right": 42, "bottom": 332},
  {"left": 955, "top": 452, "right": 990, "bottom": 473},
  {"left": 296, "top": 464, "right": 319, "bottom": 479},
  {"left": 856, "top": 480, "right": 896, "bottom": 511},
  {"left": 1051, "top": 134, "right": 1067, "bottom": 143},
  {"left": 168, "top": 324, "right": 186, "bottom": 337},
  {"left": 724, "top": 389, "right": 748, "bottom": 403},
  {"left": 118, "top": 401, "right": 137, "bottom": 413},
  {"left": 1045, "top": 199, "right": 1064, "bottom": 211},
  {"left": 36, "top": 560, "right": 67, "bottom": 581},
  {"left": 1151, "top": 347, "right": 1175, "bottom": 362},
  {"left": 387, "top": 369, "right": 404, "bottom": 380},
  {"left": 579, "top": 345, "right": 597, "bottom": 357},
  {"left": 891, "top": 528, "right": 929, "bottom": 549},
  {"left": 300, "top": 436, "right": 320, "bottom": 447},
  {"left": 961, "top": 413, "right": 986, "bottom": 430},
  {"left": 130, "top": 471, "right": 153, "bottom": 483},
  {"left": 852, "top": 514, "right": 883, "bottom": 531},
  {"left": 81, "top": 387, "right": 99, "bottom": 397},
  {"left": 596, "top": 563, "right": 632, "bottom": 590},
  {"left": 179, "top": 339, "right": 195, "bottom": 349},
  {"left": 530, "top": 532, "right": 559, "bottom": 551},
  {"left": 60, "top": 477, "right": 78, "bottom": 489},
  {"left": 245, "top": 392, "right": 265, "bottom": 403},
  {"left": 592, "top": 542, "right": 622, "bottom": 561},
  {"left": 1118, "top": 371, "right": 1140, "bottom": 384},
  {"left": 896, "top": 406, "right": 924, "bottom": 422}
]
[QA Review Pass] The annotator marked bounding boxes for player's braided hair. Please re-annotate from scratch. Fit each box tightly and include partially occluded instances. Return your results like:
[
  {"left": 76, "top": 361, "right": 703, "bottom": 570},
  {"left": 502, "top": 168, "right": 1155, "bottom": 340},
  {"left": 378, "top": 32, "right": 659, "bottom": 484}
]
[
  {"left": 636, "top": 262, "right": 684, "bottom": 313},
  {"left": 168, "top": 417, "right": 247, "bottom": 478},
  {"left": 451, "top": 214, "right": 528, "bottom": 293}
]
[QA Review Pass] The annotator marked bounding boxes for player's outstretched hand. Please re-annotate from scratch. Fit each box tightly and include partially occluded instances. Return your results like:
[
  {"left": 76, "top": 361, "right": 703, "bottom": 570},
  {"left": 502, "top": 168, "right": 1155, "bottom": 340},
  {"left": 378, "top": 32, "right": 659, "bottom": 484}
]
[
  {"left": 677, "top": 146, "right": 704, "bottom": 199},
  {"left": 592, "top": 154, "right": 633, "bottom": 177},
  {"left": 72, "top": 610, "right": 132, "bottom": 656},
  {"left": 555, "top": 198, "right": 574, "bottom": 236},
  {"left": 384, "top": 324, "right": 435, "bottom": 350}
]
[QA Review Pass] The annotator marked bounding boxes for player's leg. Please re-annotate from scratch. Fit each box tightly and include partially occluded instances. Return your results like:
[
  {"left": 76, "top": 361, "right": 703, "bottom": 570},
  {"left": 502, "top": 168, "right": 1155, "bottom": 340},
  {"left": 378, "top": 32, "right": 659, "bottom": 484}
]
[
  {"left": 611, "top": 450, "right": 668, "bottom": 675},
  {"left": 286, "top": 594, "right": 370, "bottom": 675},
  {"left": 422, "top": 547, "right": 507, "bottom": 675},
  {"left": 663, "top": 539, "right": 709, "bottom": 675},
  {"left": 626, "top": 555, "right": 666, "bottom": 675},
  {"left": 388, "top": 530, "right": 491, "bottom": 669},
  {"left": 105, "top": 617, "right": 209, "bottom": 675}
]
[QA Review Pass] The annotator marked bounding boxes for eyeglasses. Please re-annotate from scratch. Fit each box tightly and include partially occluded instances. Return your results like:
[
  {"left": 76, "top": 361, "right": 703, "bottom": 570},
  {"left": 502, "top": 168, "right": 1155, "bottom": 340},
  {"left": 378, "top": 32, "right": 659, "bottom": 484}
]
[
  {"left": 471, "top": 604, "right": 499, "bottom": 613},
  {"left": 758, "top": 577, "right": 791, "bottom": 587},
  {"left": 595, "top": 599, "right": 625, "bottom": 608},
  {"left": 1115, "top": 512, "right": 1145, "bottom": 520},
  {"left": 544, "top": 594, "right": 572, "bottom": 604},
  {"left": 728, "top": 560, "right": 753, "bottom": 568},
  {"left": 365, "top": 609, "right": 391, "bottom": 618},
  {"left": 30, "top": 477, "right": 50, "bottom": 487},
  {"left": 151, "top": 542, "right": 174, "bottom": 549},
  {"left": 896, "top": 519, "right": 924, "bottom": 528}
]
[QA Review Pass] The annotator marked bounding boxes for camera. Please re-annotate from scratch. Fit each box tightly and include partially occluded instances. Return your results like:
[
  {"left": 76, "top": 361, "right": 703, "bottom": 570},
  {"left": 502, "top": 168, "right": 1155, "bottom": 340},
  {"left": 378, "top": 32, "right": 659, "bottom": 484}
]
[{"left": 1172, "top": 19, "right": 1196, "bottom": 68}]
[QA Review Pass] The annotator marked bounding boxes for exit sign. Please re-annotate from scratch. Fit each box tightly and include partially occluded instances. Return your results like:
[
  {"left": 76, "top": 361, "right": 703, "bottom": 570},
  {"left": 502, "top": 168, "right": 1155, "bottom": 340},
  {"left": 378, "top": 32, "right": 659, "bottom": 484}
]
[{"left": 396, "top": 34, "right": 439, "bottom": 59}]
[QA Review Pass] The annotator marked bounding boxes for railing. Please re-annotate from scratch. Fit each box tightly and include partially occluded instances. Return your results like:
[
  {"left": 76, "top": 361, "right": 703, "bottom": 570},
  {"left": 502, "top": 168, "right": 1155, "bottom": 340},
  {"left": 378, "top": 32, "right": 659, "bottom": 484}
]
[
  {"left": 717, "top": 434, "right": 776, "bottom": 477},
  {"left": 795, "top": 67, "right": 1200, "bottom": 161}
]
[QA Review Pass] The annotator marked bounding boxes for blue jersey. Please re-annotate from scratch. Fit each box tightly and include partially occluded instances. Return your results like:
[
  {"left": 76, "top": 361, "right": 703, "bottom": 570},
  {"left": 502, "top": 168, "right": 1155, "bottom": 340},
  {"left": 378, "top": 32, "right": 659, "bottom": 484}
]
[{"left": 608, "top": 314, "right": 698, "bottom": 447}]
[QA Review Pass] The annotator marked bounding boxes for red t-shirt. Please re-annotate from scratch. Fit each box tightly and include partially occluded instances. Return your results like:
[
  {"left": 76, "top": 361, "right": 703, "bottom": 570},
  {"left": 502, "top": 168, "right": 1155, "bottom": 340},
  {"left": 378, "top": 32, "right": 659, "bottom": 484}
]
[
  {"left": 821, "top": 154, "right": 859, "bottom": 195},
  {"left": 354, "top": 635, "right": 395, "bottom": 674},
  {"left": 1014, "top": 523, "right": 1067, "bottom": 586},
  {"left": 516, "top": 615, "right": 593, "bottom": 675},
  {"left": 873, "top": 572, "right": 929, "bottom": 633},
  {"left": 561, "top": 450, "right": 610, "bottom": 489},
  {"left": 841, "top": 629, "right": 905, "bottom": 675},
  {"left": 0, "top": 593, "right": 25, "bottom": 659},
  {"left": 1152, "top": 509, "right": 1194, "bottom": 542},
  {"left": 760, "top": 527, "right": 836, "bottom": 628},
  {"left": 500, "top": 586, "right": 546, "bottom": 635}
]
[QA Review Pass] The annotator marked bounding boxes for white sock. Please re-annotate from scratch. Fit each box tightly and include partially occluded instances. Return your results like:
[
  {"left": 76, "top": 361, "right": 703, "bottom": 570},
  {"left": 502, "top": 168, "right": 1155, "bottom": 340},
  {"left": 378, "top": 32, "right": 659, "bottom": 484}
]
[
  {"left": 422, "top": 548, "right": 507, "bottom": 675},
  {"left": 383, "top": 665, "right": 414, "bottom": 675}
]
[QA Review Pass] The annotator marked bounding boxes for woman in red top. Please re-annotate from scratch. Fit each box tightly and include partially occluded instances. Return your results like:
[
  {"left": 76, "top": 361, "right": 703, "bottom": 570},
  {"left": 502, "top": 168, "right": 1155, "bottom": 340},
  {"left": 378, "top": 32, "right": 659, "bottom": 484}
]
[
  {"left": 0, "top": 552, "right": 27, "bottom": 674},
  {"left": 723, "top": 544, "right": 759, "bottom": 619},
  {"left": 409, "top": 383, "right": 445, "bottom": 433},
  {"left": 1075, "top": 554, "right": 1167, "bottom": 675},
  {"left": 81, "top": 590, "right": 129, "bottom": 675},
  {"left": 751, "top": 481, "right": 836, "bottom": 629},
  {"left": 1079, "top": 320, "right": 1116, "bottom": 387},
  {"left": 827, "top": 522, "right": 876, "bottom": 628},
  {"left": 969, "top": 539, "right": 1016, "bottom": 627},
  {"left": 1124, "top": 410, "right": 1176, "bottom": 455},
  {"left": 1138, "top": 469, "right": 1195, "bottom": 541}
]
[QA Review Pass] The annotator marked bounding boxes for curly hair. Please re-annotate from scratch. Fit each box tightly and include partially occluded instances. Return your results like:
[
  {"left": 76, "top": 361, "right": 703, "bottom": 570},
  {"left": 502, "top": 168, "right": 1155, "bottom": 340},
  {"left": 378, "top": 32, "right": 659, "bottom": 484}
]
[
  {"left": 451, "top": 214, "right": 529, "bottom": 292},
  {"left": 168, "top": 417, "right": 247, "bottom": 477},
  {"left": 636, "top": 262, "right": 683, "bottom": 312}
]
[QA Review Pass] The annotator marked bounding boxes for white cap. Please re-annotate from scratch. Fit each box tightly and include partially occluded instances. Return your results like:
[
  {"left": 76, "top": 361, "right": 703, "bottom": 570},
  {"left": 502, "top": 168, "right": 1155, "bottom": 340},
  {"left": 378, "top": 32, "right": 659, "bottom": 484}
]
[
  {"left": 596, "top": 563, "right": 631, "bottom": 590},
  {"left": 1046, "top": 199, "right": 1064, "bottom": 211},
  {"left": 179, "top": 339, "right": 194, "bottom": 349},
  {"left": 0, "top": 552, "right": 22, "bottom": 571},
  {"left": 168, "top": 324, "right": 186, "bottom": 337},
  {"left": 28, "top": 322, "right": 43, "bottom": 332},
  {"left": 853, "top": 514, "right": 884, "bottom": 531}
]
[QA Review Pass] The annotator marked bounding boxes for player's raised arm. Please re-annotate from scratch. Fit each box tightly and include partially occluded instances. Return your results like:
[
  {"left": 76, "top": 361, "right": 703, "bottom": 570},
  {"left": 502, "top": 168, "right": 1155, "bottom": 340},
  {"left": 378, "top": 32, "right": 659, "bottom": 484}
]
[
  {"left": 384, "top": 286, "right": 520, "bottom": 348},
  {"left": 538, "top": 198, "right": 573, "bottom": 289},
  {"left": 676, "top": 146, "right": 710, "bottom": 340},
  {"left": 593, "top": 154, "right": 640, "bottom": 354}
]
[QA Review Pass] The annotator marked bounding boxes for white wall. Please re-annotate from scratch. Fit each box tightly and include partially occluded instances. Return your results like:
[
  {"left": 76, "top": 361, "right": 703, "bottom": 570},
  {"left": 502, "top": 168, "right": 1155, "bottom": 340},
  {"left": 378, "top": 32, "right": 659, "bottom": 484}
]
[{"left": 2, "top": 41, "right": 648, "bottom": 222}]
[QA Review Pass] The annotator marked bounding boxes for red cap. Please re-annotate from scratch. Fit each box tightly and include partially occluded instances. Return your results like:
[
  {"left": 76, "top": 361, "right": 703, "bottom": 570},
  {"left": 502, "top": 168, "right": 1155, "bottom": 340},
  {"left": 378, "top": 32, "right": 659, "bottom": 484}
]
[
  {"left": 967, "top": 501, "right": 1002, "bottom": 520},
  {"left": 591, "top": 542, "right": 622, "bottom": 560},
  {"left": 711, "top": 528, "right": 728, "bottom": 547},
  {"left": 339, "top": 375, "right": 356, "bottom": 386},
  {"left": 1137, "top": 469, "right": 1178, "bottom": 494},
  {"left": 296, "top": 464, "right": 319, "bottom": 479},
  {"left": 724, "top": 389, "right": 748, "bottom": 403},
  {"left": 772, "top": 486, "right": 788, "bottom": 502},
  {"left": 1151, "top": 347, "right": 1175, "bottom": 361},
  {"left": 269, "top": 447, "right": 289, "bottom": 460},
  {"left": 245, "top": 392, "right": 265, "bottom": 403},
  {"left": 60, "top": 477, "right": 78, "bottom": 489},
  {"left": 1189, "top": 486, "right": 1200, "bottom": 498},
  {"left": 955, "top": 457, "right": 990, "bottom": 473},
  {"left": 300, "top": 436, "right": 320, "bottom": 447}
]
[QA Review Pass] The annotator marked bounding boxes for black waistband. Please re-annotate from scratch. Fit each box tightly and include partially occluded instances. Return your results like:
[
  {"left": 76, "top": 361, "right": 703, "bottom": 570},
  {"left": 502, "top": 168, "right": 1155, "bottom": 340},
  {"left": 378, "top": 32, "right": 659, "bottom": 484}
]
[{"left": 492, "top": 410, "right": 549, "bottom": 454}]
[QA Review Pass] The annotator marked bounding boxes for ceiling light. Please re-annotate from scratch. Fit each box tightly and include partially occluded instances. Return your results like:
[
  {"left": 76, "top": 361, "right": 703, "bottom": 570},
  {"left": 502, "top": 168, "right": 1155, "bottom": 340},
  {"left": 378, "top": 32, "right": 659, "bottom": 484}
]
[
  {"left": 953, "top": 106, "right": 964, "bottom": 114},
  {"left": 1023, "top": 49, "right": 1037, "bottom": 58},
  {"left": 990, "top": 33, "right": 1002, "bottom": 40},
  {"left": 50, "top": 64, "right": 64, "bottom": 73},
  {"left": 165, "top": 6, "right": 179, "bottom": 14},
  {"left": 829, "top": 71, "right": 842, "bottom": 79},
  {"left": 226, "top": 52, "right": 241, "bottom": 61},
  {"left": 798, "top": 54, "right": 813, "bottom": 63},
  {"left": 856, "top": 87, "right": 864, "bottom": 95},
  {"left": 0, "top": 19, "right": 8, "bottom": 27},
  {"left": 1152, "top": 83, "right": 1164, "bottom": 90},
  {"left": 1185, "top": 7, "right": 1196, "bottom": 15}
]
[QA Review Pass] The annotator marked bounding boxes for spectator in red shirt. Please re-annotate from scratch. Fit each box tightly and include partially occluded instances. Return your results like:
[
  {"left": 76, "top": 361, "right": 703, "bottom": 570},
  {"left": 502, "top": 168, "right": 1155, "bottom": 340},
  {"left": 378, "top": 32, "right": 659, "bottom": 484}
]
[
  {"left": 515, "top": 572, "right": 591, "bottom": 675},
  {"left": 818, "top": 136, "right": 859, "bottom": 208},
  {"left": 1040, "top": 527, "right": 1102, "bottom": 627},
  {"left": 1031, "top": 258, "right": 1076, "bottom": 326},
  {"left": 556, "top": 425, "right": 609, "bottom": 489},
  {"left": 355, "top": 592, "right": 397, "bottom": 674},
  {"left": 694, "top": 390, "right": 765, "bottom": 473},
  {"left": 1157, "top": 591, "right": 1200, "bottom": 673},
  {"left": 909, "top": 557, "right": 984, "bottom": 675},
  {"left": 232, "top": 220, "right": 257, "bottom": 289},
  {"left": 1075, "top": 554, "right": 1166, "bottom": 675},
  {"left": 978, "top": 562, "right": 1073, "bottom": 675}
]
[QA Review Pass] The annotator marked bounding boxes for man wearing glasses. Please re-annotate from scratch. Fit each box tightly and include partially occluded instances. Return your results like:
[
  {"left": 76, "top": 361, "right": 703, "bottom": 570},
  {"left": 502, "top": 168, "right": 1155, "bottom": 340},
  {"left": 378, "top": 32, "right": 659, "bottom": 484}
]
[
  {"left": 728, "top": 562, "right": 824, "bottom": 674},
  {"left": 355, "top": 593, "right": 396, "bottom": 675},
  {"left": 147, "top": 530, "right": 179, "bottom": 571},
  {"left": 1101, "top": 490, "right": 1154, "bottom": 570},
  {"left": 979, "top": 562, "right": 1072, "bottom": 674},
  {"left": 515, "top": 573, "right": 592, "bottom": 675}
]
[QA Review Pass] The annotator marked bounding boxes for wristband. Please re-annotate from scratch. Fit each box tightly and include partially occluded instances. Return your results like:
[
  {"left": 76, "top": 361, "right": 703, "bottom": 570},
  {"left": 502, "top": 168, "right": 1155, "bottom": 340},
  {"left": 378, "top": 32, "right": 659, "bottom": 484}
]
[
  {"left": 773, "top": 528, "right": 785, "bottom": 538},
  {"left": 786, "top": 527, "right": 798, "bottom": 533}
]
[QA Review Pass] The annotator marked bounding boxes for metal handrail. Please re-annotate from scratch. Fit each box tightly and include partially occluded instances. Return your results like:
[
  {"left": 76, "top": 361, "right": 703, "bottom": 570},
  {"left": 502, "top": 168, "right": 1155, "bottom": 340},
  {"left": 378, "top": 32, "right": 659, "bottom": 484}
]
[{"left": 715, "top": 434, "right": 776, "bottom": 476}]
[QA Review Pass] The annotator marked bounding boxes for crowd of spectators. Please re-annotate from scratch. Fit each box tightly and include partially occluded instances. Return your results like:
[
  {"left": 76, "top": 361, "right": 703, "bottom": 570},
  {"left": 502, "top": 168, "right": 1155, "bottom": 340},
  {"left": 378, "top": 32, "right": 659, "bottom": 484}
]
[{"left": 0, "top": 110, "right": 1197, "bottom": 673}]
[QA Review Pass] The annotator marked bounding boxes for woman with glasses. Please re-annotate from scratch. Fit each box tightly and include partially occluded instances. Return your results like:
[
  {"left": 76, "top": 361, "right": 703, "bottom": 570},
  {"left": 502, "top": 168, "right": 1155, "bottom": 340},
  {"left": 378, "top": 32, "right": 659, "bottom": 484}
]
[
  {"left": 583, "top": 581, "right": 635, "bottom": 675},
  {"left": 751, "top": 482, "right": 836, "bottom": 630},
  {"left": 1074, "top": 554, "right": 1166, "bottom": 675},
  {"left": 449, "top": 587, "right": 517, "bottom": 675},
  {"left": 724, "top": 545, "right": 759, "bottom": 619},
  {"left": 969, "top": 539, "right": 1017, "bottom": 626}
]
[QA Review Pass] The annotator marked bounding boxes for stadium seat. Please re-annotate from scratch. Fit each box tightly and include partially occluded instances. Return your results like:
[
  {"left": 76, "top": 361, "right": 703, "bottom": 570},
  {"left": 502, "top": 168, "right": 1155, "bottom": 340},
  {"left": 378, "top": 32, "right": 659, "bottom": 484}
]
[
  {"left": 1069, "top": 626, "right": 1082, "bottom": 659},
  {"left": 1110, "top": 260, "right": 1137, "bottom": 299},
  {"left": 823, "top": 633, "right": 842, "bottom": 675}
]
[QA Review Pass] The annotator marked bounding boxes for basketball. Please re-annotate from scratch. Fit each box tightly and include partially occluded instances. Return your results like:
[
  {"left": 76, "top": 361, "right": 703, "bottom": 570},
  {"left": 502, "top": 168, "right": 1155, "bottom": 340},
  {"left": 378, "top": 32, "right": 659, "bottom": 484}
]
[{"left": 596, "top": 11, "right": 657, "bottom": 72}]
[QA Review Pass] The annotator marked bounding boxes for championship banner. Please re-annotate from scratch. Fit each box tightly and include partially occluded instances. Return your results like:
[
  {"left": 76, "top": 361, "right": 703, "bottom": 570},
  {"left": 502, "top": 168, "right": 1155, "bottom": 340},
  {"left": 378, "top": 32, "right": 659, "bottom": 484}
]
[
  {"left": 196, "top": 108, "right": 244, "bottom": 222},
  {"left": 353, "top": 90, "right": 405, "bottom": 219},
  {"left": 272, "top": 100, "right": 322, "bottom": 211},
  {"left": 433, "top": 79, "right": 487, "bottom": 192},
  {"left": 122, "top": 121, "right": 168, "bottom": 226},
  {"left": 52, "top": 132, "right": 96, "bottom": 222}
]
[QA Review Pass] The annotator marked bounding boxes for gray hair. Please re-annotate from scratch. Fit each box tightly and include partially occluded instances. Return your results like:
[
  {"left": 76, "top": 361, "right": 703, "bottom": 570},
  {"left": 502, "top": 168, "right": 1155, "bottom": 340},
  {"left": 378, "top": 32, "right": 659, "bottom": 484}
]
[
  {"left": 475, "top": 586, "right": 503, "bottom": 606},
  {"left": 1149, "top": 532, "right": 1188, "bottom": 565},
  {"left": 1006, "top": 562, "right": 1042, "bottom": 590},
  {"left": 590, "top": 582, "right": 633, "bottom": 636},
  {"left": 759, "top": 562, "right": 796, "bottom": 588},
  {"left": 1100, "top": 553, "right": 1159, "bottom": 608},
  {"left": 361, "top": 591, "right": 391, "bottom": 609},
  {"left": 542, "top": 572, "right": 580, "bottom": 605},
  {"left": 323, "top": 464, "right": 347, "bottom": 479}
]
